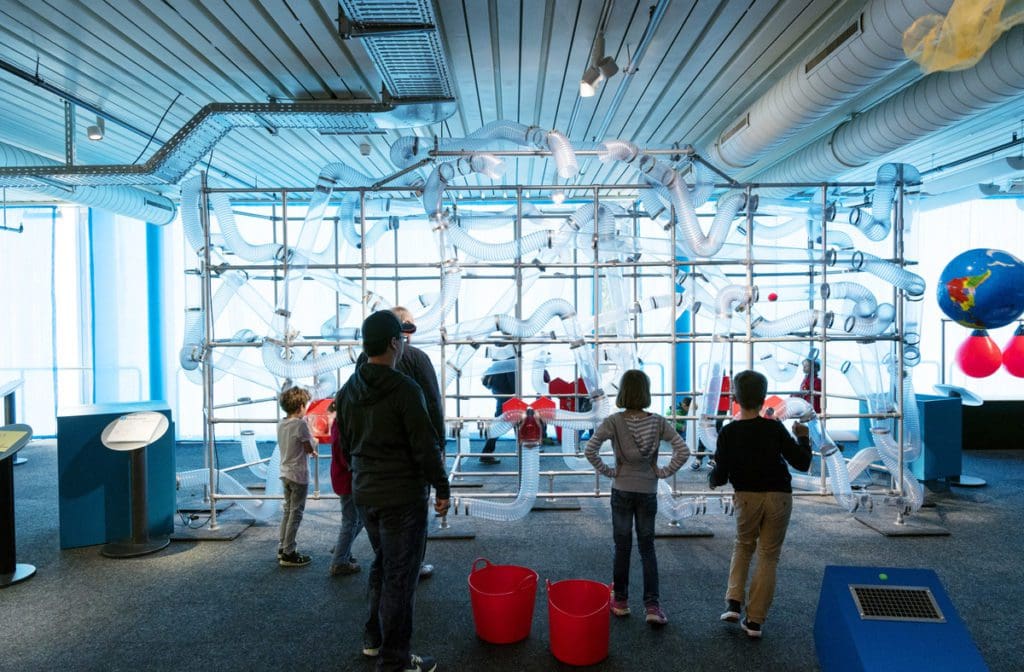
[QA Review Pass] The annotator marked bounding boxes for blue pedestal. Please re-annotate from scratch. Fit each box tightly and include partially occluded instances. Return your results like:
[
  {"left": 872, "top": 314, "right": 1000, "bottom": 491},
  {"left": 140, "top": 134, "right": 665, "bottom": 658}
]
[
  {"left": 56, "top": 402, "right": 175, "bottom": 549},
  {"left": 815, "top": 565, "right": 987, "bottom": 672},
  {"left": 857, "top": 396, "right": 963, "bottom": 480}
]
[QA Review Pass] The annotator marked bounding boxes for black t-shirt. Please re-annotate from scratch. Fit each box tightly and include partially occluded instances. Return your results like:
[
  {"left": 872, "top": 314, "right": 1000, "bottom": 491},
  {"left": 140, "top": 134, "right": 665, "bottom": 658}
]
[{"left": 708, "top": 416, "right": 812, "bottom": 493}]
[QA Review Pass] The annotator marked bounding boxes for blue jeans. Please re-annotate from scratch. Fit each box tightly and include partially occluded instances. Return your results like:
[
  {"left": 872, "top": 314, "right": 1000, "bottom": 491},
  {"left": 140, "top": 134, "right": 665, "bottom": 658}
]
[
  {"left": 332, "top": 493, "right": 364, "bottom": 567},
  {"left": 610, "top": 488, "right": 659, "bottom": 606},
  {"left": 360, "top": 499, "right": 428, "bottom": 672},
  {"left": 278, "top": 477, "right": 307, "bottom": 555}
]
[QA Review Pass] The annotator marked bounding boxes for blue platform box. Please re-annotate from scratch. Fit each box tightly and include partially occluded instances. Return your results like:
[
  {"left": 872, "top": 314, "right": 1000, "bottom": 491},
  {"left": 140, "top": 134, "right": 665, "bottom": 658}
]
[
  {"left": 56, "top": 402, "right": 175, "bottom": 549},
  {"left": 856, "top": 394, "right": 962, "bottom": 480},
  {"left": 815, "top": 565, "right": 986, "bottom": 672}
]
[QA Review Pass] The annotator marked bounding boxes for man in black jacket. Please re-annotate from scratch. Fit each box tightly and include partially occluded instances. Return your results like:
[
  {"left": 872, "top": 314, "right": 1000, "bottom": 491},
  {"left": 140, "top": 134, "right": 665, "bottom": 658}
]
[
  {"left": 336, "top": 310, "right": 450, "bottom": 672},
  {"left": 356, "top": 306, "right": 444, "bottom": 578}
]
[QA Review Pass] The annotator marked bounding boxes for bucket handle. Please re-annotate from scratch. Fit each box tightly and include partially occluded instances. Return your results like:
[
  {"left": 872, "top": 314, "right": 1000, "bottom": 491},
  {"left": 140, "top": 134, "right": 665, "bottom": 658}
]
[
  {"left": 517, "top": 572, "right": 537, "bottom": 592},
  {"left": 471, "top": 557, "right": 492, "bottom": 574}
]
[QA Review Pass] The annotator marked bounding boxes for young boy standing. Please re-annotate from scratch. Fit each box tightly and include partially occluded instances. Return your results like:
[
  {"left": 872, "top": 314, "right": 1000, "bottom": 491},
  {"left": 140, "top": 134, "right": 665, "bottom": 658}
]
[
  {"left": 277, "top": 385, "right": 317, "bottom": 567},
  {"left": 708, "top": 370, "right": 811, "bottom": 638}
]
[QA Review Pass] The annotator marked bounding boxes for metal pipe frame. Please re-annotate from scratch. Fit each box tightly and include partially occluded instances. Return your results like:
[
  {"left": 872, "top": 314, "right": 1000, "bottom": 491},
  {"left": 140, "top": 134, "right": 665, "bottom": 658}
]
[{"left": 192, "top": 167, "right": 913, "bottom": 521}]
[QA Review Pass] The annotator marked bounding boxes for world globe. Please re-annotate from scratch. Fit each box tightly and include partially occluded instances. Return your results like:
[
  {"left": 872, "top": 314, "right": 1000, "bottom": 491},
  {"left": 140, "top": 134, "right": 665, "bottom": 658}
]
[{"left": 937, "top": 248, "right": 1024, "bottom": 329}]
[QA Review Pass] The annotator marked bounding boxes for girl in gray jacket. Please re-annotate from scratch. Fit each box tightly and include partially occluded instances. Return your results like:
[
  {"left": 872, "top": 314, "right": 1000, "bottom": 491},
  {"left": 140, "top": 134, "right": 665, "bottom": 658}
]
[{"left": 585, "top": 369, "right": 689, "bottom": 626}]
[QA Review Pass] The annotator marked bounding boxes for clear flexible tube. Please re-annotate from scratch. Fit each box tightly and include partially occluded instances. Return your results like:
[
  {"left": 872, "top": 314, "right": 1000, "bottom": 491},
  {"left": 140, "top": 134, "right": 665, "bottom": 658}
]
[
  {"left": 261, "top": 340, "right": 359, "bottom": 379},
  {"left": 176, "top": 463, "right": 280, "bottom": 521},
  {"left": 698, "top": 285, "right": 749, "bottom": 449},
  {"left": 457, "top": 445, "right": 540, "bottom": 521},
  {"left": 546, "top": 130, "right": 579, "bottom": 179},
  {"left": 842, "top": 304, "right": 896, "bottom": 336},
  {"left": 240, "top": 429, "right": 268, "bottom": 479},
  {"left": 210, "top": 191, "right": 281, "bottom": 261},
  {"left": 657, "top": 480, "right": 700, "bottom": 521}
]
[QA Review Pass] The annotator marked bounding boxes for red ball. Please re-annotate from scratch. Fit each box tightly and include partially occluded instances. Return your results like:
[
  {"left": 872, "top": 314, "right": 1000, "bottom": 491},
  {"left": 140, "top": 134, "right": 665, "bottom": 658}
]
[
  {"left": 1002, "top": 325, "right": 1024, "bottom": 377},
  {"left": 956, "top": 330, "right": 1002, "bottom": 378},
  {"left": 768, "top": 292, "right": 778, "bottom": 301}
]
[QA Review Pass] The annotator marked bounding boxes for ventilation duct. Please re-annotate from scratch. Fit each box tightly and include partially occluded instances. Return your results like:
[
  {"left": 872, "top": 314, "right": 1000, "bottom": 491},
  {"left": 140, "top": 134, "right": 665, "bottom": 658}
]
[
  {"left": 0, "top": 101, "right": 455, "bottom": 190},
  {"left": 338, "top": 0, "right": 455, "bottom": 99},
  {"left": 0, "top": 140, "right": 176, "bottom": 225},
  {"left": 706, "top": 0, "right": 954, "bottom": 170},
  {"left": 752, "top": 25, "right": 1024, "bottom": 194}
]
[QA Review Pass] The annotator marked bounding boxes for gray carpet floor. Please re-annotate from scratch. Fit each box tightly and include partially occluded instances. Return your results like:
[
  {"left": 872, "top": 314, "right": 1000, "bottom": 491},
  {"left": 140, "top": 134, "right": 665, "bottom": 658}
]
[{"left": 2, "top": 440, "right": 1019, "bottom": 671}]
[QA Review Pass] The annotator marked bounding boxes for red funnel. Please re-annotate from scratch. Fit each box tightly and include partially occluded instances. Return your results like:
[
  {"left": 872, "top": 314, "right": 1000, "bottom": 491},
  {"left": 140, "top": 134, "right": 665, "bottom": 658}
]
[
  {"left": 955, "top": 329, "right": 1001, "bottom": 378},
  {"left": 1001, "top": 324, "right": 1024, "bottom": 378}
]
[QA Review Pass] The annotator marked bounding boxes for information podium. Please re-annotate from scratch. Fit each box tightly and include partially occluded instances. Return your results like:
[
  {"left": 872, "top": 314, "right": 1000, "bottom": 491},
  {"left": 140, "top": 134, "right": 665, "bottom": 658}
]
[
  {"left": 1, "top": 423, "right": 34, "bottom": 587},
  {"left": 57, "top": 402, "right": 175, "bottom": 549},
  {"left": 99, "top": 412, "right": 171, "bottom": 558}
]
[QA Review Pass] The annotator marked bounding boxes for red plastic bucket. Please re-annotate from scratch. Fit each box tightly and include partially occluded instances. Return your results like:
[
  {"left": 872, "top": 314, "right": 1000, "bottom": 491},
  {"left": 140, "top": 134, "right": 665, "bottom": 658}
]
[
  {"left": 468, "top": 558, "right": 538, "bottom": 644},
  {"left": 547, "top": 578, "right": 610, "bottom": 666}
]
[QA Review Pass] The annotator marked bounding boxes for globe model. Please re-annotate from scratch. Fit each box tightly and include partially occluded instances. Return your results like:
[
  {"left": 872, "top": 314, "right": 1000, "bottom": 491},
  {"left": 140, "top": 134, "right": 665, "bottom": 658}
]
[{"left": 937, "top": 248, "right": 1024, "bottom": 329}]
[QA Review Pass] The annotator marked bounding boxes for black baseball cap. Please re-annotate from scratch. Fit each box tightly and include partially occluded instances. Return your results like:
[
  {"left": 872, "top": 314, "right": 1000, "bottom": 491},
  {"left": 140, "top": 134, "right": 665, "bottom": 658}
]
[{"left": 362, "top": 310, "right": 402, "bottom": 345}]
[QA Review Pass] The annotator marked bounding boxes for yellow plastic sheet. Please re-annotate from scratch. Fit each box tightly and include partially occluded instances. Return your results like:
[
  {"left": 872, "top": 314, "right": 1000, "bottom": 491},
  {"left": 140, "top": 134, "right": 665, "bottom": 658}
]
[{"left": 903, "top": 0, "right": 1024, "bottom": 73}]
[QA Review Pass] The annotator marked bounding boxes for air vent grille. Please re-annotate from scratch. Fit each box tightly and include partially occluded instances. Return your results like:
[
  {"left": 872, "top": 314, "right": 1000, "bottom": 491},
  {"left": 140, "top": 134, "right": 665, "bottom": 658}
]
[{"left": 849, "top": 585, "right": 946, "bottom": 622}]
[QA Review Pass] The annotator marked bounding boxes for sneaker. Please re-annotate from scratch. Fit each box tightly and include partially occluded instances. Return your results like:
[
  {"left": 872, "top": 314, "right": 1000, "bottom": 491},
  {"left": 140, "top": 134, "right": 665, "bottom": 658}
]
[
  {"left": 279, "top": 551, "right": 311, "bottom": 567},
  {"left": 720, "top": 599, "right": 741, "bottom": 623},
  {"left": 645, "top": 604, "right": 668, "bottom": 626},
  {"left": 329, "top": 561, "right": 360, "bottom": 576},
  {"left": 479, "top": 455, "right": 501, "bottom": 464},
  {"left": 610, "top": 596, "right": 630, "bottom": 616},
  {"left": 741, "top": 618, "right": 763, "bottom": 638},
  {"left": 689, "top": 459, "right": 703, "bottom": 471},
  {"left": 362, "top": 642, "right": 381, "bottom": 657},
  {"left": 405, "top": 653, "right": 437, "bottom": 672},
  {"left": 419, "top": 562, "right": 434, "bottom": 579}
]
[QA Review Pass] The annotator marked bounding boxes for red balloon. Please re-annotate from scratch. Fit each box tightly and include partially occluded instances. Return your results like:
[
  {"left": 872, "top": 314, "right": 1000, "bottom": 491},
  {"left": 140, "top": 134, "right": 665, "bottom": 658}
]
[
  {"left": 956, "top": 329, "right": 1002, "bottom": 378},
  {"left": 768, "top": 292, "right": 778, "bottom": 301},
  {"left": 1002, "top": 325, "right": 1024, "bottom": 377}
]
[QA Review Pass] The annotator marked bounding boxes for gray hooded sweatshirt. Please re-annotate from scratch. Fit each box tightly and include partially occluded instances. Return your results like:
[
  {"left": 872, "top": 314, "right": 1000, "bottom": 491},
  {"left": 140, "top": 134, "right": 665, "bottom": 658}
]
[{"left": 584, "top": 411, "right": 689, "bottom": 493}]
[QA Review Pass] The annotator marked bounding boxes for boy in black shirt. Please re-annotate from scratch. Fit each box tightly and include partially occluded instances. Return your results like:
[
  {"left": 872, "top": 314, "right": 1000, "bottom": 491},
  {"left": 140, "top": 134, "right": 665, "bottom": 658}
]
[{"left": 708, "top": 369, "right": 811, "bottom": 639}]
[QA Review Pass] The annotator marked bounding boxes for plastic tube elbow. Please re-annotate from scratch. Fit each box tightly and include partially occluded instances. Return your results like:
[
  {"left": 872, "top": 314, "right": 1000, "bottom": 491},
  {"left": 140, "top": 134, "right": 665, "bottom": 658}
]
[
  {"left": 599, "top": 139, "right": 639, "bottom": 164},
  {"left": 546, "top": 130, "right": 579, "bottom": 179}
]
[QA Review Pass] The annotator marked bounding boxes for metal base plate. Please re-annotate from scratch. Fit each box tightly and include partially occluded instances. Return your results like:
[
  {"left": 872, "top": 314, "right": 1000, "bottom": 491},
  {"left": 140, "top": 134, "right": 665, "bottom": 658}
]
[
  {"left": 949, "top": 474, "right": 987, "bottom": 488},
  {"left": 12, "top": 456, "right": 27, "bottom": 466},
  {"left": 0, "top": 563, "right": 36, "bottom": 588},
  {"left": 531, "top": 497, "right": 581, "bottom": 511},
  {"left": 854, "top": 514, "right": 950, "bottom": 537},
  {"left": 656, "top": 520, "right": 714, "bottom": 538},
  {"left": 449, "top": 478, "right": 484, "bottom": 488},
  {"left": 171, "top": 520, "right": 250, "bottom": 541},
  {"left": 101, "top": 536, "right": 171, "bottom": 558}
]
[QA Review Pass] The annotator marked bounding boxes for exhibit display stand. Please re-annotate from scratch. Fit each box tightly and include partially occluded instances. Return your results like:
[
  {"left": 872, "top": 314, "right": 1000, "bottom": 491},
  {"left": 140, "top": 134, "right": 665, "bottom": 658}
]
[
  {"left": 100, "top": 412, "right": 171, "bottom": 558},
  {"left": 1, "top": 379, "right": 26, "bottom": 466},
  {"left": 0, "top": 423, "right": 34, "bottom": 587}
]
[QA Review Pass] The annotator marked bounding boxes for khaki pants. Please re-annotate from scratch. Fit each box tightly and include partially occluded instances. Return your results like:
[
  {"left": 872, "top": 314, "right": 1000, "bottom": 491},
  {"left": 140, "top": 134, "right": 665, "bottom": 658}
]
[{"left": 726, "top": 491, "right": 793, "bottom": 623}]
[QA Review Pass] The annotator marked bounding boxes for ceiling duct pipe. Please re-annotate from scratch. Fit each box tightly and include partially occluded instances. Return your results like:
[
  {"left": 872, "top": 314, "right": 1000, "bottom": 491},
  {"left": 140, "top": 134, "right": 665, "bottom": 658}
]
[
  {"left": 752, "top": 25, "right": 1024, "bottom": 196},
  {"left": 0, "top": 140, "right": 176, "bottom": 225},
  {"left": 705, "top": 0, "right": 953, "bottom": 171}
]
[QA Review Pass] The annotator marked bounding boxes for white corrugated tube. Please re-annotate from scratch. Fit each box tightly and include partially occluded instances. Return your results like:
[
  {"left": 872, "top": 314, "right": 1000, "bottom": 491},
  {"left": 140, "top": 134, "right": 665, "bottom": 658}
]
[{"left": 455, "top": 445, "right": 540, "bottom": 521}]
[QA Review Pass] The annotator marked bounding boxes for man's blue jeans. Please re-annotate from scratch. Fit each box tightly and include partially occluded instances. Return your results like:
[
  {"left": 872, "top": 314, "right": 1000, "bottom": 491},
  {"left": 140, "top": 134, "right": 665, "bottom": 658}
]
[
  {"left": 610, "top": 488, "right": 659, "bottom": 606},
  {"left": 360, "top": 499, "right": 428, "bottom": 671}
]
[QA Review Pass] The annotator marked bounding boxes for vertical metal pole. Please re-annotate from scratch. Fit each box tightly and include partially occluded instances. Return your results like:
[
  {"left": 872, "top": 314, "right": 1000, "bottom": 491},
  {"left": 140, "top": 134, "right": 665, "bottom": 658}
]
[
  {"left": 199, "top": 172, "right": 218, "bottom": 529},
  {"left": 894, "top": 169, "right": 907, "bottom": 524},
  {"left": 515, "top": 186, "right": 524, "bottom": 479},
  {"left": 743, "top": 185, "right": 755, "bottom": 368},
  {"left": 818, "top": 183, "right": 830, "bottom": 492}
]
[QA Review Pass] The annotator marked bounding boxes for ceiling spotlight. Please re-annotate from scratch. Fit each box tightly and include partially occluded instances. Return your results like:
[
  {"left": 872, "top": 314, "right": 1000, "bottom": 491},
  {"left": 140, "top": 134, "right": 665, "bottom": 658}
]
[
  {"left": 86, "top": 117, "right": 105, "bottom": 141},
  {"left": 359, "top": 141, "right": 372, "bottom": 156},
  {"left": 597, "top": 55, "right": 619, "bottom": 79},
  {"left": 580, "top": 66, "right": 603, "bottom": 97},
  {"left": 551, "top": 190, "right": 566, "bottom": 205},
  {"left": 579, "top": 31, "right": 618, "bottom": 98}
]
